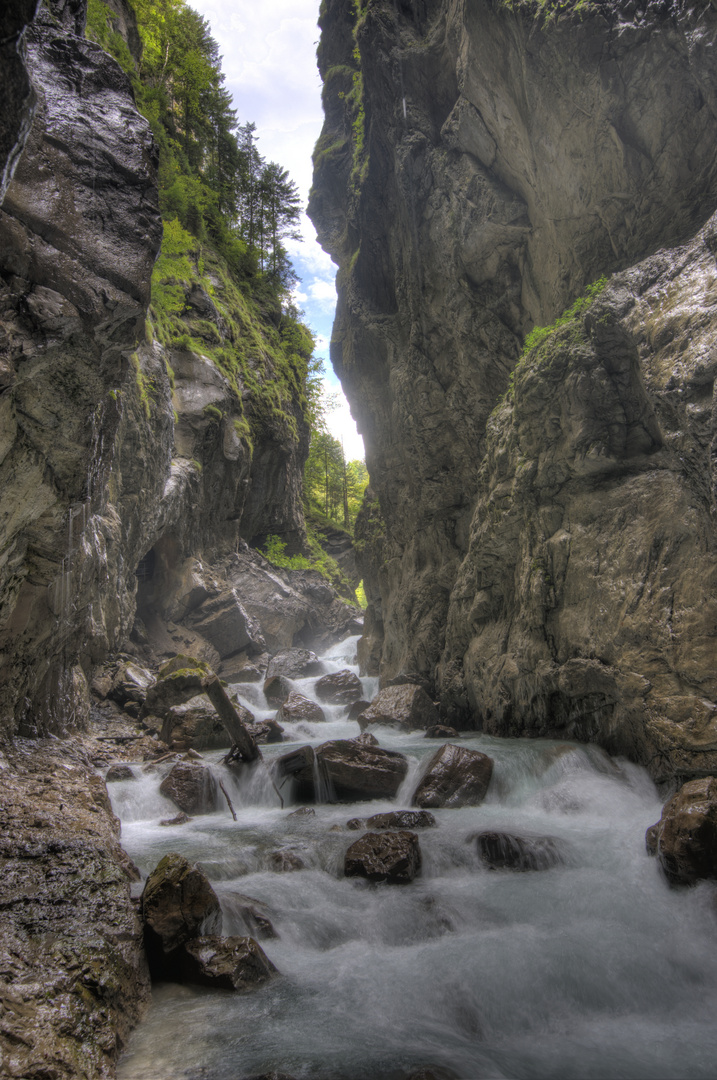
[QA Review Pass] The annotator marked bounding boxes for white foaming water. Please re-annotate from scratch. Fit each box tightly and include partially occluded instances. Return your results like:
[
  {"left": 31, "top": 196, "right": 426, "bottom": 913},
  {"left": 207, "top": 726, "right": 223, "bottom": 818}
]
[{"left": 114, "top": 636, "right": 717, "bottom": 1080}]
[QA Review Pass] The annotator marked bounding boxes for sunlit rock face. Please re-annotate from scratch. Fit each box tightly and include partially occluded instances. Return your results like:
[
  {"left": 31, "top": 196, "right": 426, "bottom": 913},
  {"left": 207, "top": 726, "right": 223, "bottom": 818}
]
[{"left": 310, "top": 0, "right": 717, "bottom": 782}]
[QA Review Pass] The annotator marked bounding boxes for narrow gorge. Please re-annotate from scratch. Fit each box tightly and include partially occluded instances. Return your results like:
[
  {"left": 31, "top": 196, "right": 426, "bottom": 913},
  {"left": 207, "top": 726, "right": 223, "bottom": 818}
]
[{"left": 1, "top": 0, "right": 717, "bottom": 1078}]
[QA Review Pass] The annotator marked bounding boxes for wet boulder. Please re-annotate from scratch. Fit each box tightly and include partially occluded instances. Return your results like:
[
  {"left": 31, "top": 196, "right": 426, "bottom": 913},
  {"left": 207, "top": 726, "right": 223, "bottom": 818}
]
[
  {"left": 358, "top": 685, "right": 439, "bottom": 733},
  {"left": 274, "top": 739, "right": 408, "bottom": 802},
  {"left": 142, "top": 656, "right": 211, "bottom": 717},
  {"left": 474, "top": 831, "right": 566, "bottom": 871},
  {"left": 367, "top": 810, "right": 437, "bottom": 830},
  {"left": 105, "top": 764, "right": 135, "bottom": 782},
  {"left": 412, "top": 744, "right": 494, "bottom": 809},
  {"left": 646, "top": 776, "right": 717, "bottom": 885},
  {"left": 263, "top": 674, "right": 293, "bottom": 705},
  {"left": 425, "top": 725, "right": 461, "bottom": 740},
  {"left": 159, "top": 761, "right": 218, "bottom": 815},
  {"left": 160, "top": 695, "right": 232, "bottom": 751},
  {"left": 346, "top": 699, "right": 371, "bottom": 721},
  {"left": 246, "top": 719, "right": 285, "bottom": 744},
  {"left": 319, "top": 739, "right": 408, "bottom": 801},
  {"left": 141, "top": 852, "right": 222, "bottom": 973},
  {"left": 355, "top": 731, "right": 379, "bottom": 747},
  {"left": 159, "top": 812, "right": 191, "bottom": 827},
  {"left": 266, "top": 648, "right": 324, "bottom": 679},
  {"left": 315, "top": 669, "right": 363, "bottom": 705},
  {"left": 175, "top": 935, "right": 277, "bottom": 991},
  {"left": 345, "top": 830, "right": 422, "bottom": 884},
  {"left": 276, "top": 691, "right": 326, "bottom": 724}
]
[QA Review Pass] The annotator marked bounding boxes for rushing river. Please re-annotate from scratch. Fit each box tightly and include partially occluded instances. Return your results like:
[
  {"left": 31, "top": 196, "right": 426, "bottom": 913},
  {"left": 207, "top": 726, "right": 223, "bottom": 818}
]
[{"left": 113, "top": 636, "right": 717, "bottom": 1080}]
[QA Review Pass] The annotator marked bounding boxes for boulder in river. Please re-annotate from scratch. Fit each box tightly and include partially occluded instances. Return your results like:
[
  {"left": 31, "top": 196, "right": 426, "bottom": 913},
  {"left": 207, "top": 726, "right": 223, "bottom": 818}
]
[
  {"left": 646, "top": 776, "right": 717, "bottom": 885},
  {"left": 425, "top": 725, "right": 461, "bottom": 740},
  {"left": 367, "top": 810, "right": 437, "bottom": 830},
  {"left": 246, "top": 719, "right": 285, "bottom": 744},
  {"left": 474, "top": 831, "right": 566, "bottom": 871},
  {"left": 268, "top": 849, "right": 305, "bottom": 872},
  {"left": 346, "top": 699, "right": 371, "bottom": 721},
  {"left": 274, "top": 739, "right": 408, "bottom": 802},
  {"left": 344, "top": 830, "right": 422, "bottom": 884},
  {"left": 266, "top": 648, "right": 324, "bottom": 679},
  {"left": 263, "top": 674, "right": 293, "bottom": 705},
  {"left": 358, "top": 685, "right": 439, "bottom": 732},
  {"left": 225, "top": 893, "right": 278, "bottom": 939},
  {"left": 276, "top": 690, "right": 326, "bottom": 723},
  {"left": 141, "top": 853, "right": 222, "bottom": 967},
  {"left": 106, "top": 764, "right": 135, "bottom": 782},
  {"left": 412, "top": 744, "right": 494, "bottom": 808},
  {"left": 176, "top": 934, "right": 277, "bottom": 991},
  {"left": 159, "top": 812, "right": 191, "bottom": 827},
  {"left": 159, "top": 761, "right": 218, "bottom": 814},
  {"left": 315, "top": 669, "right": 363, "bottom": 705},
  {"left": 160, "top": 695, "right": 231, "bottom": 751}
]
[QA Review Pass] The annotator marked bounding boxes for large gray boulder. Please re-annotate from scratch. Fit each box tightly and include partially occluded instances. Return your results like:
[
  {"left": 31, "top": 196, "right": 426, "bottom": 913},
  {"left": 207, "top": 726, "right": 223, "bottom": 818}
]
[
  {"left": 359, "top": 684, "right": 439, "bottom": 733},
  {"left": 315, "top": 669, "right": 363, "bottom": 705},
  {"left": 266, "top": 648, "right": 323, "bottom": 679},
  {"left": 276, "top": 691, "right": 326, "bottom": 724},
  {"left": 175, "top": 935, "right": 277, "bottom": 991},
  {"left": 159, "top": 761, "right": 218, "bottom": 815},
  {"left": 275, "top": 738, "right": 408, "bottom": 803},
  {"left": 187, "top": 589, "right": 266, "bottom": 660}
]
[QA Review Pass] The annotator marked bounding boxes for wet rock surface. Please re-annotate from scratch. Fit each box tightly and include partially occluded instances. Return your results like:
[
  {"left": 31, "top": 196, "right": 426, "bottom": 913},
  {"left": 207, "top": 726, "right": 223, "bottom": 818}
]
[
  {"left": 277, "top": 738, "right": 409, "bottom": 803},
  {"left": 276, "top": 690, "right": 327, "bottom": 724},
  {"left": 315, "top": 668, "right": 363, "bottom": 705},
  {"left": 311, "top": 0, "right": 717, "bottom": 783},
  {"left": 266, "top": 648, "right": 324, "bottom": 680},
  {"left": 413, "top": 744, "right": 494, "bottom": 809},
  {"left": 474, "top": 831, "right": 566, "bottom": 872},
  {"left": 159, "top": 762, "right": 218, "bottom": 815},
  {"left": 359, "top": 684, "right": 439, "bottom": 732},
  {"left": 141, "top": 852, "right": 222, "bottom": 967},
  {"left": 0, "top": 739, "right": 149, "bottom": 1079},
  {"left": 175, "top": 934, "right": 278, "bottom": 991},
  {"left": 344, "top": 830, "right": 422, "bottom": 884},
  {"left": 647, "top": 777, "right": 717, "bottom": 885}
]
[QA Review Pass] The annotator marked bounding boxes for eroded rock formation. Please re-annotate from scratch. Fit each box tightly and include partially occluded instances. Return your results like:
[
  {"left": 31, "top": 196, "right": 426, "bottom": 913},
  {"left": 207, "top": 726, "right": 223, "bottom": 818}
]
[{"left": 310, "top": 0, "right": 717, "bottom": 783}]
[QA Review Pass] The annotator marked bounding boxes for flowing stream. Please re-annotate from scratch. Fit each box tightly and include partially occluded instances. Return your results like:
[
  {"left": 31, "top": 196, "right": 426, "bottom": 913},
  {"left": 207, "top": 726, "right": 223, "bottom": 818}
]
[{"left": 114, "top": 636, "right": 717, "bottom": 1080}]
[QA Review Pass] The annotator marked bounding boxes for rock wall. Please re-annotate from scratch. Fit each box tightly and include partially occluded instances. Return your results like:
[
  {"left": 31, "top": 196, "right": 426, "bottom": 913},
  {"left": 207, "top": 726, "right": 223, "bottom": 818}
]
[
  {"left": 310, "top": 0, "right": 717, "bottom": 782},
  {"left": 0, "top": 0, "right": 314, "bottom": 741}
]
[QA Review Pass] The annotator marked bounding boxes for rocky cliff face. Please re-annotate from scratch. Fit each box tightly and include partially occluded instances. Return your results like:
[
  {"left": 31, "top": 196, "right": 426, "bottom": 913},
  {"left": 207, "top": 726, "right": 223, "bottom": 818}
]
[
  {"left": 310, "top": 0, "right": 717, "bottom": 783},
  {"left": 0, "top": 0, "right": 319, "bottom": 743}
]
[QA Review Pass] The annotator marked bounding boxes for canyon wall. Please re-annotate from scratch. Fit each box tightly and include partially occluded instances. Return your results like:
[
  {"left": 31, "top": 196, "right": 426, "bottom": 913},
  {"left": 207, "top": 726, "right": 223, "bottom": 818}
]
[
  {"left": 0, "top": 0, "right": 317, "bottom": 741},
  {"left": 310, "top": 0, "right": 717, "bottom": 784}
]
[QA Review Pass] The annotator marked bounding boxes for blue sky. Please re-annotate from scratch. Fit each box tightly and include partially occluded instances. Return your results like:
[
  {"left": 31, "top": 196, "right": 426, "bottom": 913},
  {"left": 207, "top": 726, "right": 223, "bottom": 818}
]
[{"left": 188, "top": 0, "right": 365, "bottom": 461}]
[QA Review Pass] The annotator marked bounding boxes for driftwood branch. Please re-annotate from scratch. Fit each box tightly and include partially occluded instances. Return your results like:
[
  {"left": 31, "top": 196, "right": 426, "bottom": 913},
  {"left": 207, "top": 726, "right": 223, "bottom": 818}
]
[{"left": 218, "top": 778, "right": 237, "bottom": 821}]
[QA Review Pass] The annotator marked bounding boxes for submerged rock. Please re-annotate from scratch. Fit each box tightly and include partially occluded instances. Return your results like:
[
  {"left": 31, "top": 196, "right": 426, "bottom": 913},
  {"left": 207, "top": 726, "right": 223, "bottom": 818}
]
[
  {"left": 268, "top": 850, "right": 305, "bottom": 872},
  {"left": 176, "top": 934, "right": 277, "bottom": 991},
  {"left": 225, "top": 893, "right": 278, "bottom": 939},
  {"left": 266, "top": 648, "right": 324, "bottom": 679},
  {"left": 276, "top": 690, "right": 326, "bottom": 723},
  {"left": 425, "top": 725, "right": 461, "bottom": 740},
  {"left": 141, "top": 853, "right": 222, "bottom": 971},
  {"left": 159, "top": 761, "right": 218, "bottom": 814},
  {"left": 367, "top": 811, "right": 437, "bottom": 830},
  {"left": 474, "top": 831, "right": 565, "bottom": 872},
  {"left": 345, "top": 830, "right": 422, "bottom": 884},
  {"left": 315, "top": 669, "right": 363, "bottom": 705},
  {"left": 159, "top": 812, "right": 191, "bottom": 827},
  {"left": 359, "top": 685, "right": 439, "bottom": 732},
  {"left": 646, "top": 777, "right": 717, "bottom": 885},
  {"left": 412, "top": 744, "right": 493, "bottom": 809}
]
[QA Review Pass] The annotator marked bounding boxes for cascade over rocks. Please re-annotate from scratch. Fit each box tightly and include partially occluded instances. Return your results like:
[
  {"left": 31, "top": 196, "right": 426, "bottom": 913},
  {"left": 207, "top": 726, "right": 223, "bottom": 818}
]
[
  {"left": 310, "top": 0, "right": 717, "bottom": 784},
  {"left": 474, "top": 831, "right": 566, "bottom": 872},
  {"left": 275, "top": 738, "right": 409, "bottom": 802},
  {"left": 159, "top": 761, "right": 219, "bottom": 815}
]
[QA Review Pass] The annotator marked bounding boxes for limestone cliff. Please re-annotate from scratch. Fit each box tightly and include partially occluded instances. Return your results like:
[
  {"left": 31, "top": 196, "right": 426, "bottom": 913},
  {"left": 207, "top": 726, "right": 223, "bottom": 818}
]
[
  {"left": 310, "top": 0, "right": 717, "bottom": 783},
  {"left": 0, "top": 0, "right": 334, "bottom": 744}
]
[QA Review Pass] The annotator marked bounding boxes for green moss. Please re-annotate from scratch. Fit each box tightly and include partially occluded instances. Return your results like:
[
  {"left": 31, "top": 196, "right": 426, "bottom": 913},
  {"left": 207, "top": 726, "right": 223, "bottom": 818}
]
[
  {"left": 202, "top": 403, "right": 223, "bottom": 422},
  {"left": 499, "top": 0, "right": 604, "bottom": 22}
]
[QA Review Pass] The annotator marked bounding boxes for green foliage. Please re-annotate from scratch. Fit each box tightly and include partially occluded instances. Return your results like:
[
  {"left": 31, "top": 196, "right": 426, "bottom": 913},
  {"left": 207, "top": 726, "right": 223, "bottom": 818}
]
[
  {"left": 497, "top": 275, "right": 609, "bottom": 409},
  {"left": 261, "top": 529, "right": 357, "bottom": 602},
  {"left": 499, "top": 0, "right": 603, "bottom": 21},
  {"left": 262, "top": 534, "right": 311, "bottom": 571},
  {"left": 355, "top": 580, "right": 367, "bottom": 609}
]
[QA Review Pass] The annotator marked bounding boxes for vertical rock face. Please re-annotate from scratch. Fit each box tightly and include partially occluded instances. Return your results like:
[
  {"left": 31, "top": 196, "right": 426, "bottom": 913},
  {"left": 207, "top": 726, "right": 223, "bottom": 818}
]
[
  {"left": 310, "top": 0, "right": 717, "bottom": 781},
  {"left": 0, "top": 0, "right": 315, "bottom": 740},
  {"left": 0, "top": 0, "right": 166, "bottom": 738}
]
